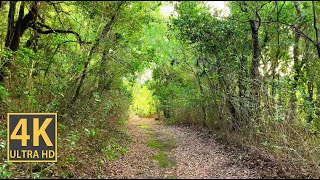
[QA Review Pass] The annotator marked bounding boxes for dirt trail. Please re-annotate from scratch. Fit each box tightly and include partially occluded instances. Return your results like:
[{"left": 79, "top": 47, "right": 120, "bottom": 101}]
[{"left": 105, "top": 116, "right": 260, "bottom": 179}]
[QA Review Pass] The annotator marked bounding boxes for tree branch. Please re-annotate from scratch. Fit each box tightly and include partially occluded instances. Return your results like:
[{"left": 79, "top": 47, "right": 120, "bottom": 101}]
[
  {"left": 30, "top": 22, "right": 92, "bottom": 45},
  {"left": 260, "top": 20, "right": 317, "bottom": 46},
  {"left": 45, "top": 40, "right": 78, "bottom": 76},
  {"left": 257, "top": 1, "right": 272, "bottom": 11},
  {"left": 237, "top": 1, "right": 249, "bottom": 13},
  {"left": 312, "top": 1, "right": 319, "bottom": 47},
  {"left": 227, "top": 16, "right": 250, "bottom": 23}
]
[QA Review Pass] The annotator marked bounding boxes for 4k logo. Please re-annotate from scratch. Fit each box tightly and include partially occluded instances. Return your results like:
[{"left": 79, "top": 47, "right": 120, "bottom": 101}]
[{"left": 7, "top": 113, "right": 57, "bottom": 162}]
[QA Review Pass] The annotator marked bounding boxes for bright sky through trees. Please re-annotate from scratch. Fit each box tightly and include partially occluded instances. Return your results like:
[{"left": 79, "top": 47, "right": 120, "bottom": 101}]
[{"left": 160, "top": 1, "right": 230, "bottom": 18}]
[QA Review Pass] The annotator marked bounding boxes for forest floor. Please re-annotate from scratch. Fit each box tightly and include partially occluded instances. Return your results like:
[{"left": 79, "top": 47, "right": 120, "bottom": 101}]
[{"left": 104, "top": 116, "right": 262, "bottom": 179}]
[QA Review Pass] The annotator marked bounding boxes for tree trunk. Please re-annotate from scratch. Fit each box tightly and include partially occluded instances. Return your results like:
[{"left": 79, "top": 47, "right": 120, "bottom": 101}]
[
  {"left": 0, "top": 1, "right": 16, "bottom": 83},
  {"left": 303, "top": 40, "right": 314, "bottom": 124},
  {"left": 291, "top": 1, "right": 303, "bottom": 110},
  {"left": 163, "top": 99, "right": 171, "bottom": 119},
  {"left": 271, "top": 2, "right": 281, "bottom": 98},
  {"left": 196, "top": 75, "right": 207, "bottom": 127},
  {"left": 5, "top": 1, "right": 16, "bottom": 47},
  {"left": 249, "top": 19, "right": 260, "bottom": 110},
  {"left": 98, "top": 45, "right": 109, "bottom": 92},
  {"left": 228, "top": 99, "right": 239, "bottom": 131},
  {"left": 233, "top": 54, "right": 247, "bottom": 131},
  {"left": 1, "top": 1, "right": 39, "bottom": 83},
  {"left": 10, "top": 1, "right": 39, "bottom": 51},
  {"left": 291, "top": 28, "right": 301, "bottom": 114},
  {"left": 0, "top": 1, "right": 6, "bottom": 10},
  {"left": 71, "top": 2, "right": 123, "bottom": 103},
  {"left": 238, "top": 54, "right": 246, "bottom": 99},
  {"left": 307, "top": 79, "right": 314, "bottom": 124},
  {"left": 312, "top": 1, "right": 320, "bottom": 58}
]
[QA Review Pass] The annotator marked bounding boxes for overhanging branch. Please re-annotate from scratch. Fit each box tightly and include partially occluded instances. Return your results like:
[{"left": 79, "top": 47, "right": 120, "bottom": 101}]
[
  {"left": 260, "top": 20, "right": 317, "bottom": 46},
  {"left": 30, "top": 22, "right": 92, "bottom": 45}
]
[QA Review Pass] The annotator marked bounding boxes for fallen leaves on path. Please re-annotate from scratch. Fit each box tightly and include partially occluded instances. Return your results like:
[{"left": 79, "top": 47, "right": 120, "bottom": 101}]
[
  {"left": 105, "top": 116, "right": 260, "bottom": 179},
  {"left": 166, "top": 125, "right": 259, "bottom": 179},
  {"left": 105, "top": 116, "right": 165, "bottom": 179}
]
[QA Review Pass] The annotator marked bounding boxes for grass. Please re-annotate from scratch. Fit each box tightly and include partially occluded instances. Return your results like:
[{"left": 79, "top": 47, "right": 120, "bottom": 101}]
[
  {"left": 139, "top": 124, "right": 152, "bottom": 131},
  {"left": 147, "top": 133, "right": 176, "bottom": 151},
  {"left": 147, "top": 139, "right": 164, "bottom": 149},
  {"left": 166, "top": 175, "right": 177, "bottom": 179},
  {"left": 149, "top": 151, "right": 176, "bottom": 168},
  {"left": 146, "top": 130, "right": 177, "bottom": 169}
]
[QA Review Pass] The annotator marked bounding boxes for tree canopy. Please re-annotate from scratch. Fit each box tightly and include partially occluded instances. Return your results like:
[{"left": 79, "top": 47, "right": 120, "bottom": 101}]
[{"left": 0, "top": 1, "right": 320, "bottom": 178}]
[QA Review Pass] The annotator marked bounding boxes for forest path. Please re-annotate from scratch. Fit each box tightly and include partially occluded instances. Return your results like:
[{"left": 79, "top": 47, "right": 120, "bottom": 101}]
[{"left": 105, "top": 116, "right": 260, "bottom": 179}]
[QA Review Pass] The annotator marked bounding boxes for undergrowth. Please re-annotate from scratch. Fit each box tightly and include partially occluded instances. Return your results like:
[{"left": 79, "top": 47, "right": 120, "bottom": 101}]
[
  {"left": 0, "top": 88, "right": 132, "bottom": 179},
  {"left": 163, "top": 103, "right": 320, "bottom": 178}
]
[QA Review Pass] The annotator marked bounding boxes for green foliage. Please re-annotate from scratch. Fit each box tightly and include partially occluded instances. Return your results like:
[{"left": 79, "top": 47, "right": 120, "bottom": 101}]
[
  {"left": 146, "top": 135, "right": 176, "bottom": 151},
  {"left": 150, "top": 151, "right": 175, "bottom": 168},
  {"left": 84, "top": 128, "right": 97, "bottom": 138},
  {"left": 66, "top": 130, "right": 80, "bottom": 150},
  {"left": 31, "top": 172, "right": 41, "bottom": 179},
  {"left": 0, "top": 162, "right": 13, "bottom": 179},
  {"left": 1, "top": 0, "right": 320, "bottom": 178},
  {"left": 103, "top": 138, "right": 127, "bottom": 161},
  {"left": 147, "top": 139, "right": 164, "bottom": 149},
  {"left": 148, "top": 1, "right": 320, "bottom": 177},
  {"left": 66, "top": 155, "right": 76, "bottom": 162},
  {"left": 147, "top": 131, "right": 176, "bottom": 168},
  {"left": 130, "top": 83, "right": 156, "bottom": 117},
  {"left": 139, "top": 124, "right": 152, "bottom": 131},
  {"left": 0, "top": 85, "right": 10, "bottom": 100},
  {"left": 166, "top": 175, "right": 177, "bottom": 179}
]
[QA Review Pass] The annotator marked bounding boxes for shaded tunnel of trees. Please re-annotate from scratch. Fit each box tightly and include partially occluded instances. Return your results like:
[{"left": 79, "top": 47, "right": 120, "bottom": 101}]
[{"left": 0, "top": 1, "right": 320, "bottom": 178}]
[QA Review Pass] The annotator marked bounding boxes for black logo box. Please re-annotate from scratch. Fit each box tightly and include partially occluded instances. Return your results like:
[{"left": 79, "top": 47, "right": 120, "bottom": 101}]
[{"left": 7, "top": 113, "right": 57, "bottom": 162}]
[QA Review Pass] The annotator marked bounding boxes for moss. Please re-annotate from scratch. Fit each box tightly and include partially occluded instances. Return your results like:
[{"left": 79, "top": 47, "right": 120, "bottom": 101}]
[
  {"left": 166, "top": 138, "right": 177, "bottom": 150},
  {"left": 147, "top": 131, "right": 177, "bottom": 168},
  {"left": 147, "top": 135, "right": 176, "bottom": 151},
  {"left": 166, "top": 175, "right": 177, "bottom": 179},
  {"left": 147, "top": 139, "right": 164, "bottom": 149},
  {"left": 150, "top": 151, "right": 175, "bottom": 168},
  {"left": 139, "top": 124, "right": 152, "bottom": 131}
]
